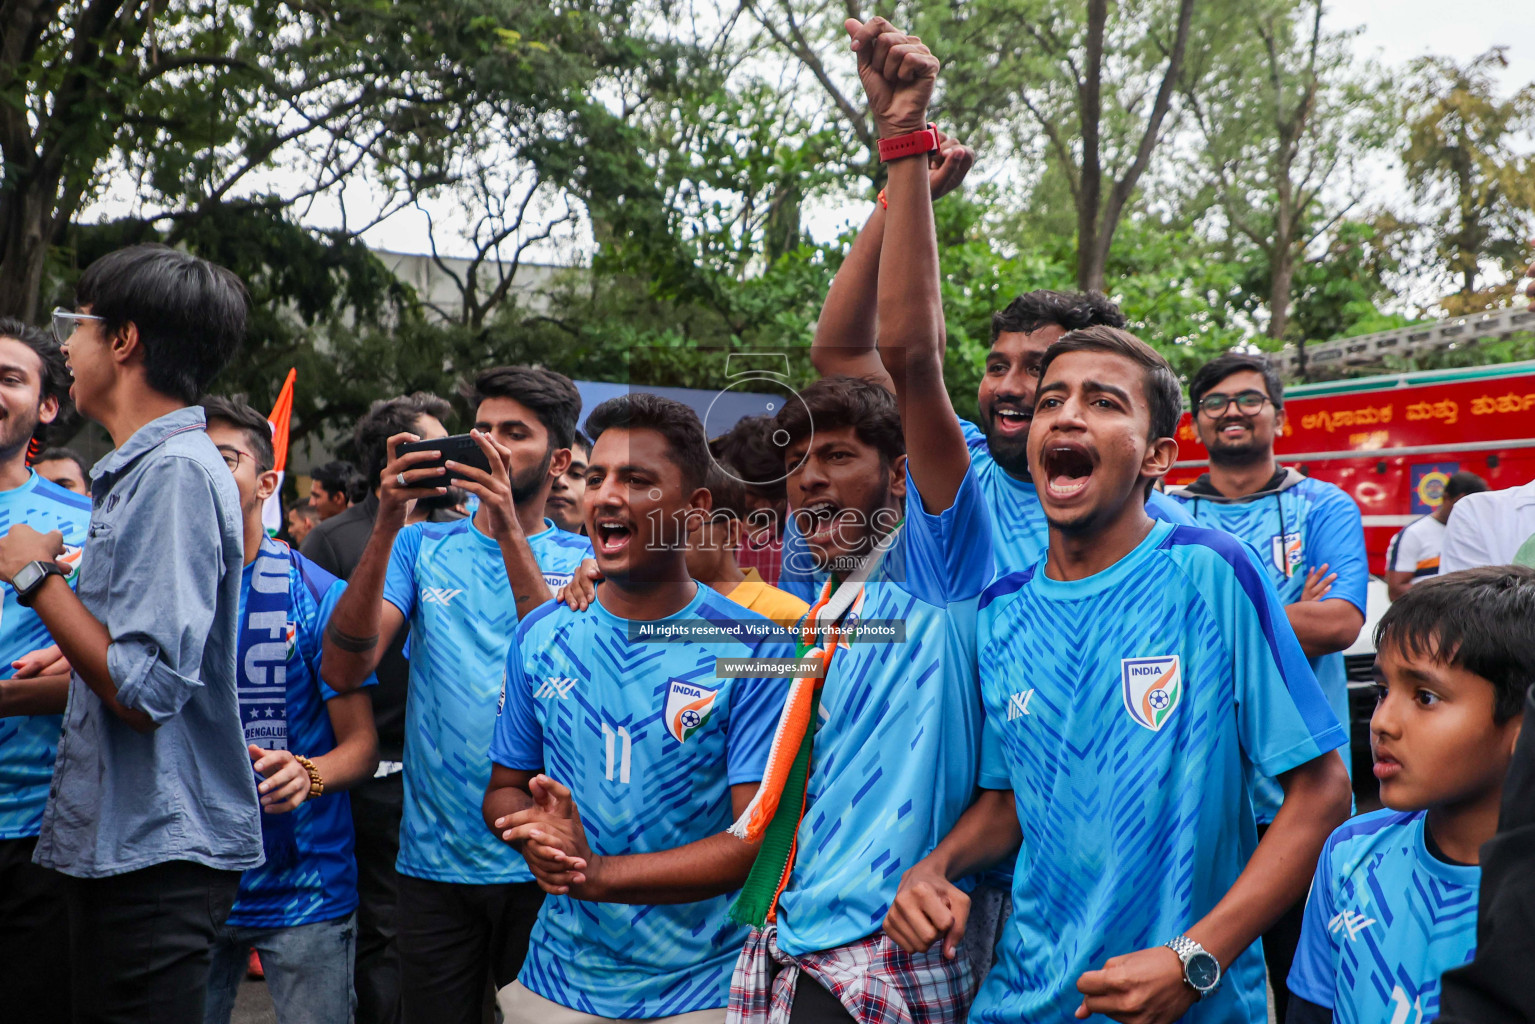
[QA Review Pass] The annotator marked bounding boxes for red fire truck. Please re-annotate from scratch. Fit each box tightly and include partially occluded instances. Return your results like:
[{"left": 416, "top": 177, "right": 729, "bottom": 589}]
[{"left": 1169, "top": 359, "right": 1535, "bottom": 574}]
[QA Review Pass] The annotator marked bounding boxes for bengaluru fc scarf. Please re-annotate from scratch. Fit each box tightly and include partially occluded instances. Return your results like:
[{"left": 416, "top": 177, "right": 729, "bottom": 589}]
[
  {"left": 239, "top": 536, "right": 299, "bottom": 871},
  {"left": 728, "top": 524, "right": 900, "bottom": 927}
]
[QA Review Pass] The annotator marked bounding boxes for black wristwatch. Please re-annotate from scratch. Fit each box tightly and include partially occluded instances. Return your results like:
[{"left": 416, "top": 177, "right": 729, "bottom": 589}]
[{"left": 13, "top": 560, "right": 65, "bottom": 607}]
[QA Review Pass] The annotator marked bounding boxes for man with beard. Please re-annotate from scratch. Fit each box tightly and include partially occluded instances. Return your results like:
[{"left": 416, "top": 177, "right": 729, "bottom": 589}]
[
  {"left": 0, "top": 318, "right": 90, "bottom": 1024},
  {"left": 885, "top": 327, "right": 1351, "bottom": 1024},
  {"left": 723, "top": 19, "right": 993, "bottom": 1023},
  {"left": 322, "top": 365, "right": 591, "bottom": 1024},
  {"left": 1163, "top": 353, "right": 1367, "bottom": 1016},
  {"left": 799, "top": 267, "right": 1191, "bottom": 597}
]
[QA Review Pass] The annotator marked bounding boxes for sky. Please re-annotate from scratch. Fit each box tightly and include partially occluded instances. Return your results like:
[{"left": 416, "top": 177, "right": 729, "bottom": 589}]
[
  {"left": 1325, "top": 0, "right": 1533, "bottom": 85},
  {"left": 106, "top": 1, "right": 1529, "bottom": 262}
]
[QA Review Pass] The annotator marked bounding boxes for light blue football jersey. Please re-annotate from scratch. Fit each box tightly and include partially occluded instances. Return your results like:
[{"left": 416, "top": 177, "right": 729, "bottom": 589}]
[
  {"left": 772, "top": 466, "right": 994, "bottom": 957},
  {"left": 230, "top": 548, "right": 376, "bottom": 928},
  {"left": 776, "top": 418, "right": 1190, "bottom": 601},
  {"left": 490, "top": 584, "right": 789, "bottom": 1018},
  {"left": 0, "top": 473, "right": 91, "bottom": 840},
  {"left": 971, "top": 520, "right": 1346, "bottom": 1024},
  {"left": 383, "top": 516, "right": 592, "bottom": 884},
  {"left": 1166, "top": 473, "right": 1367, "bottom": 822},
  {"left": 1288, "top": 809, "right": 1478, "bottom": 1024}
]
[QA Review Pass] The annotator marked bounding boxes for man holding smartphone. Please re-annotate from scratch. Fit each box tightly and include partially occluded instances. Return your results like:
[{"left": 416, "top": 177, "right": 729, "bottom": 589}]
[{"left": 323, "top": 366, "right": 591, "bottom": 1024}]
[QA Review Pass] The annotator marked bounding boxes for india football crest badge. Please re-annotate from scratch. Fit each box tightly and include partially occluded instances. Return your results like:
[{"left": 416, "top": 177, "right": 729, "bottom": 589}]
[
  {"left": 665, "top": 679, "right": 718, "bottom": 743},
  {"left": 1121, "top": 655, "right": 1182, "bottom": 732},
  {"left": 58, "top": 544, "right": 83, "bottom": 585},
  {"left": 1270, "top": 532, "right": 1303, "bottom": 575}
]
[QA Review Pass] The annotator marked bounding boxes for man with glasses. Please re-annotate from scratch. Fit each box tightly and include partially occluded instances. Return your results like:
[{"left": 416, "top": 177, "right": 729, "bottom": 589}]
[
  {"left": 1, "top": 245, "right": 257, "bottom": 1024},
  {"left": 1165, "top": 352, "right": 1366, "bottom": 1017}
]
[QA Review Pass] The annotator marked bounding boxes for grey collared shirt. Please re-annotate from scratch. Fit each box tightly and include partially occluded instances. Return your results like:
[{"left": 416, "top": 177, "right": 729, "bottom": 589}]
[{"left": 33, "top": 407, "right": 262, "bottom": 877}]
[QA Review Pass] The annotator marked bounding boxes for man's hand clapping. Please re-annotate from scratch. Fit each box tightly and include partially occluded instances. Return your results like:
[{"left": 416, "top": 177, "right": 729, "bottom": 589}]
[{"left": 494, "top": 774, "right": 605, "bottom": 899}]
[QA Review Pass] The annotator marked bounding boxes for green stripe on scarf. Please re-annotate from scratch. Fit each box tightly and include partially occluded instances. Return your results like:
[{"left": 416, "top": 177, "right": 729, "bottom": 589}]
[{"left": 730, "top": 685, "right": 821, "bottom": 927}]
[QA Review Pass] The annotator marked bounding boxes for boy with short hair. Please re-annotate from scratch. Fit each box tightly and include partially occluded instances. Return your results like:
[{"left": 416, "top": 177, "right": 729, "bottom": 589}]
[
  {"left": 484, "top": 393, "right": 791, "bottom": 1024},
  {"left": 1286, "top": 566, "right": 1531, "bottom": 1024},
  {"left": 885, "top": 326, "right": 1353, "bottom": 1024},
  {"left": 199, "top": 396, "right": 380, "bottom": 1024},
  {"left": 0, "top": 243, "right": 256, "bottom": 1023}
]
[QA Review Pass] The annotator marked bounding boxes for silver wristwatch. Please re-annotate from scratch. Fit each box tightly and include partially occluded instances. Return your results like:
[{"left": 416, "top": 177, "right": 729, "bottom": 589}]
[{"left": 1165, "top": 934, "right": 1221, "bottom": 999}]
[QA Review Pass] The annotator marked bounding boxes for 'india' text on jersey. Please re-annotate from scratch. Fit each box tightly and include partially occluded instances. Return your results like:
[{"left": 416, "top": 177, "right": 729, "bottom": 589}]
[
  {"left": 490, "top": 584, "right": 788, "bottom": 1018},
  {"left": 971, "top": 520, "right": 1345, "bottom": 1024}
]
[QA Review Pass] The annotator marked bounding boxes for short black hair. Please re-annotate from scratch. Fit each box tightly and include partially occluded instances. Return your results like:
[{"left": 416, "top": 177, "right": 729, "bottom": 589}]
[
  {"left": 570, "top": 430, "right": 591, "bottom": 457},
  {"left": 1189, "top": 352, "right": 1285, "bottom": 413},
  {"left": 350, "top": 392, "right": 454, "bottom": 486},
  {"left": 710, "top": 414, "right": 789, "bottom": 501},
  {"left": 311, "top": 460, "right": 358, "bottom": 497},
  {"left": 990, "top": 290, "right": 1127, "bottom": 344},
  {"left": 585, "top": 392, "right": 710, "bottom": 491},
  {"left": 74, "top": 244, "right": 249, "bottom": 403},
  {"left": 0, "top": 317, "right": 78, "bottom": 448},
  {"left": 459, "top": 365, "right": 581, "bottom": 450},
  {"left": 1444, "top": 471, "right": 1489, "bottom": 501},
  {"left": 287, "top": 501, "right": 320, "bottom": 522},
  {"left": 775, "top": 376, "right": 905, "bottom": 464},
  {"left": 1039, "top": 326, "right": 1184, "bottom": 441},
  {"left": 704, "top": 460, "right": 747, "bottom": 520},
  {"left": 35, "top": 447, "right": 90, "bottom": 480},
  {"left": 1375, "top": 566, "right": 1535, "bottom": 723},
  {"left": 202, "top": 395, "right": 274, "bottom": 474}
]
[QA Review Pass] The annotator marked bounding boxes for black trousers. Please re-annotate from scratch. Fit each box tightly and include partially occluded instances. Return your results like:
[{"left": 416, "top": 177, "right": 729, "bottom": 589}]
[
  {"left": 1257, "top": 822, "right": 1308, "bottom": 1020},
  {"left": 789, "top": 973, "right": 856, "bottom": 1024},
  {"left": 0, "top": 835, "right": 71, "bottom": 1024},
  {"left": 61, "top": 859, "right": 241, "bottom": 1024},
  {"left": 353, "top": 772, "right": 405, "bottom": 1024},
  {"left": 397, "top": 874, "right": 544, "bottom": 1024}
]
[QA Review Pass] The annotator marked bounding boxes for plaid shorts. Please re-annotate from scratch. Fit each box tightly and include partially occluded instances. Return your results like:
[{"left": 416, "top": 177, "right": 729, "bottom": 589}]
[{"left": 726, "top": 925, "right": 976, "bottom": 1024}]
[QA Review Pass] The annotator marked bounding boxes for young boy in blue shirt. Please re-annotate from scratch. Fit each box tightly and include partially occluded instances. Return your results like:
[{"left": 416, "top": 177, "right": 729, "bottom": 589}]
[{"left": 1287, "top": 566, "right": 1532, "bottom": 1024}]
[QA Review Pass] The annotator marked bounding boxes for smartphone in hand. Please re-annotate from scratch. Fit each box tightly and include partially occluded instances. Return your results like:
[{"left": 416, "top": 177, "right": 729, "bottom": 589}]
[{"left": 395, "top": 434, "right": 493, "bottom": 485}]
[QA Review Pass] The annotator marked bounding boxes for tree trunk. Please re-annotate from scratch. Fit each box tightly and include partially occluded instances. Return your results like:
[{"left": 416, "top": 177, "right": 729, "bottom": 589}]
[
  {"left": 1075, "top": 0, "right": 1107, "bottom": 293},
  {"left": 0, "top": 182, "right": 52, "bottom": 321}
]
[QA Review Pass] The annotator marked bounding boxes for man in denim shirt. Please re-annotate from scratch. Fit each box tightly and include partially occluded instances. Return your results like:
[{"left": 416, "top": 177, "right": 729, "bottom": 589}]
[{"left": 0, "top": 245, "right": 258, "bottom": 1024}]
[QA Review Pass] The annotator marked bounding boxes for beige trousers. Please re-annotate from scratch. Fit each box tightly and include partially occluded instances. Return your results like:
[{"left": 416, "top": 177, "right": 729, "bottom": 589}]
[{"left": 497, "top": 980, "right": 729, "bottom": 1024}]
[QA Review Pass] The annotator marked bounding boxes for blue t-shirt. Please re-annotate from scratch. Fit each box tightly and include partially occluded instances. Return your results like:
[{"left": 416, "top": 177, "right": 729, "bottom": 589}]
[
  {"left": 971, "top": 520, "right": 1346, "bottom": 1024},
  {"left": 384, "top": 516, "right": 593, "bottom": 884},
  {"left": 229, "top": 549, "right": 376, "bottom": 928},
  {"left": 0, "top": 473, "right": 90, "bottom": 841},
  {"left": 773, "top": 466, "right": 993, "bottom": 956},
  {"left": 776, "top": 417, "right": 1190, "bottom": 601},
  {"left": 1288, "top": 809, "right": 1479, "bottom": 1024},
  {"left": 490, "top": 584, "right": 788, "bottom": 1018},
  {"left": 1166, "top": 475, "right": 1367, "bottom": 822}
]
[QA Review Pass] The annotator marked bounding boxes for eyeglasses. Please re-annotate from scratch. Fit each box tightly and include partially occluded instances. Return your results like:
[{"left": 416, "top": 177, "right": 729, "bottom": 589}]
[
  {"left": 216, "top": 446, "right": 257, "bottom": 472},
  {"left": 51, "top": 308, "right": 104, "bottom": 346},
  {"left": 1198, "top": 390, "right": 1270, "bottom": 416}
]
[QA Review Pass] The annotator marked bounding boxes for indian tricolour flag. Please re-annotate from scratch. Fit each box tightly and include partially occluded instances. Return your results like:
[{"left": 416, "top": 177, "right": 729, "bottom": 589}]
[{"left": 263, "top": 369, "right": 296, "bottom": 538}]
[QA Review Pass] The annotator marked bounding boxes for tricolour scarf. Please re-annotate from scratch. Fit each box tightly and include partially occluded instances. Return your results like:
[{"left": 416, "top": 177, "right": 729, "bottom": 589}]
[
  {"left": 728, "top": 524, "right": 900, "bottom": 926},
  {"left": 239, "top": 536, "right": 299, "bottom": 872}
]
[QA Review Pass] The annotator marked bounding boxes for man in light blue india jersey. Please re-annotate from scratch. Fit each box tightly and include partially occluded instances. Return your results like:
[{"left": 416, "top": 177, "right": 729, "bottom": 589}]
[
  {"left": 886, "top": 327, "right": 1353, "bottom": 1024},
  {"left": 323, "top": 366, "right": 591, "bottom": 1024},
  {"left": 0, "top": 317, "right": 89, "bottom": 1024},
  {"left": 486, "top": 393, "right": 790, "bottom": 1024}
]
